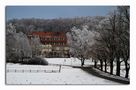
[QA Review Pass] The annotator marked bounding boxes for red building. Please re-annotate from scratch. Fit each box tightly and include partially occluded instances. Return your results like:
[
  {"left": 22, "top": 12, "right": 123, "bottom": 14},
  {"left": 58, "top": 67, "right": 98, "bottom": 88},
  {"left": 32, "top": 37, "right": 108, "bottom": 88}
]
[
  {"left": 28, "top": 32, "right": 69, "bottom": 57},
  {"left": 29, "top": 32, "right": 67, "bottom": 46}
]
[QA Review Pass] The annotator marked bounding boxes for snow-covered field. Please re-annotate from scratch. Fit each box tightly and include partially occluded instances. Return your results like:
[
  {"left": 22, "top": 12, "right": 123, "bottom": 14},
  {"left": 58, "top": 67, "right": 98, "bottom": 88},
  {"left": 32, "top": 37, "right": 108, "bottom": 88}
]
[
  {"left": 46, "top": 58, "right": 127, "bottom": 77},
  {"left": 45, "top": 57, "right": 93, "bottom": 66},
  {"left": 6, "top": 58, "right": 121, "bottom": 85}
]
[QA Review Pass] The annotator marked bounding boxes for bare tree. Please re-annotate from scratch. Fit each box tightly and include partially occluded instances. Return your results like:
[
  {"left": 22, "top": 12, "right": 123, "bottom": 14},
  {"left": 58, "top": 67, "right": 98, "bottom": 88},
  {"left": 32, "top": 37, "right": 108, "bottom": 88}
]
[
  {"left": 116, "top": 6, "right": 130, "bottom": 78},
  {"left": 95, "top": 6, "right": 130, "bottom": 78}
]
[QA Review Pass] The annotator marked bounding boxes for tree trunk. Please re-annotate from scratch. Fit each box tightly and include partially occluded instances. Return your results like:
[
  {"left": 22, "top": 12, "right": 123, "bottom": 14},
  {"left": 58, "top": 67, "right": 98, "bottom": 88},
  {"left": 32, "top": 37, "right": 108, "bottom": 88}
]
[
  {"left": 125, "top": 61, "right": 130, "bottom": 78},
  {"left": 94, "top": 60, "right": 97, "bottom": 68},
  {"left": 116, "top": 57, "right": 120, "bottom": 76},
  {"left": 100, "top": 60, "right": 103, "bottom": 71},
  {"left": 125, "top": 67, "right": 129, "bottom": 78},
  {"left": 81, "top": 58, "right": 85, "bottom": 67},
  {"left": 110, "top": 60, "right": 114, "bottom": 75},
  {"left": 104, "top": 59, "right": 107, "bottom": 72}
]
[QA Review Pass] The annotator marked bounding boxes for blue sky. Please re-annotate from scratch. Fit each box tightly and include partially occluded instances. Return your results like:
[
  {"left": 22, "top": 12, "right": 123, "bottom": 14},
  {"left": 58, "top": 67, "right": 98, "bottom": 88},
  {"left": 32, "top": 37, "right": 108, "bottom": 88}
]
[{"left": 6, "top": 6, "right": 116, "bottom": 20}]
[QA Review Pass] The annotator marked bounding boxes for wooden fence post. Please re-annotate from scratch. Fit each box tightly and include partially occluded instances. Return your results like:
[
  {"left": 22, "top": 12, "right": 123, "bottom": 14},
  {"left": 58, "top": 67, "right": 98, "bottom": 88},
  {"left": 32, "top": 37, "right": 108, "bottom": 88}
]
[{"left": 59, "top": 65, "right": 61, "bottom": 72}]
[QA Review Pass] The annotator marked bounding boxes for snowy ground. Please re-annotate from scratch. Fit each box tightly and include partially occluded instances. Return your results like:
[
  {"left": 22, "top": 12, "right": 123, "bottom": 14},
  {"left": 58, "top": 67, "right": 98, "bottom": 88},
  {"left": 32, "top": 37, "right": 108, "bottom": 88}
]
[
  {"left": 6, "top": 58, "right": 121, "bottom": 85},
  {"left": 45, "top": 58, "right": 127, "bottom": 77},
  {"left": 45, "top": 57, "right": 93, "bottom": 66}
]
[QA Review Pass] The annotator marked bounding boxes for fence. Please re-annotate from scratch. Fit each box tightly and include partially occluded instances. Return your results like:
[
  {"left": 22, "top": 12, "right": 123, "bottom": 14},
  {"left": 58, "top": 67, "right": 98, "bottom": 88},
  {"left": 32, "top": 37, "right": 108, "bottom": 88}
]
[{"left": 6, "top": 69, "right": 60, "bottom": 73}]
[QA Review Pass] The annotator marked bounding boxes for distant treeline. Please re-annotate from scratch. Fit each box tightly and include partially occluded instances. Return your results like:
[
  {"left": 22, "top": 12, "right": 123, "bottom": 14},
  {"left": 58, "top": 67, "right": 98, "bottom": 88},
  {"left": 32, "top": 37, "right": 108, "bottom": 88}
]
[{"left": 7, "top": 16, "right": 105, "bottom": 33}]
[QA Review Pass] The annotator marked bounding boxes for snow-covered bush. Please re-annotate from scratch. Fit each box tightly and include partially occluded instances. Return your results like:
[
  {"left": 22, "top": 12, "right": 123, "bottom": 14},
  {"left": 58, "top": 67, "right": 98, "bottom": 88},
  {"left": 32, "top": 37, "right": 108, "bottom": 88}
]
[{"left": 22, "top": 56, "right": 48, "bottom": 65}]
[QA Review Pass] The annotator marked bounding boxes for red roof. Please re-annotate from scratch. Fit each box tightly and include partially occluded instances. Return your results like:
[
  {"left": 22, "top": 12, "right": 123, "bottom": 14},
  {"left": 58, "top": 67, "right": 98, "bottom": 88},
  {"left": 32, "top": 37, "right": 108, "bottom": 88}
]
[
  {"left": 31, "top": 32, "right": 66, "bottom": 37},
  {"left": 29, "top": 32, "right": 67, "bottom": 46}
]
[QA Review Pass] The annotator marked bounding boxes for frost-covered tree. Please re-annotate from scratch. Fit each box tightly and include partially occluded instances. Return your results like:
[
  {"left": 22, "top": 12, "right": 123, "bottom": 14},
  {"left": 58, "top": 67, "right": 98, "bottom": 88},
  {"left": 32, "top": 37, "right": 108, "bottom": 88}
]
[
  {"left": 29, "top": 36, "right": 42, "bottom": 57},
  {"left": 67, "top": 25, "right": 98, "bottom": 66},
  {"left": 6, "top": 23, "right": 32, "bottom": 63},
  {"left": 95, "top": 6, "right": 130, "bottom": 78},
  {"left": 15, "top": 32, "right": 32, "bottom": 57},
  {"left": 116, "top": 6, "right": 130, "bottom": 78}
]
